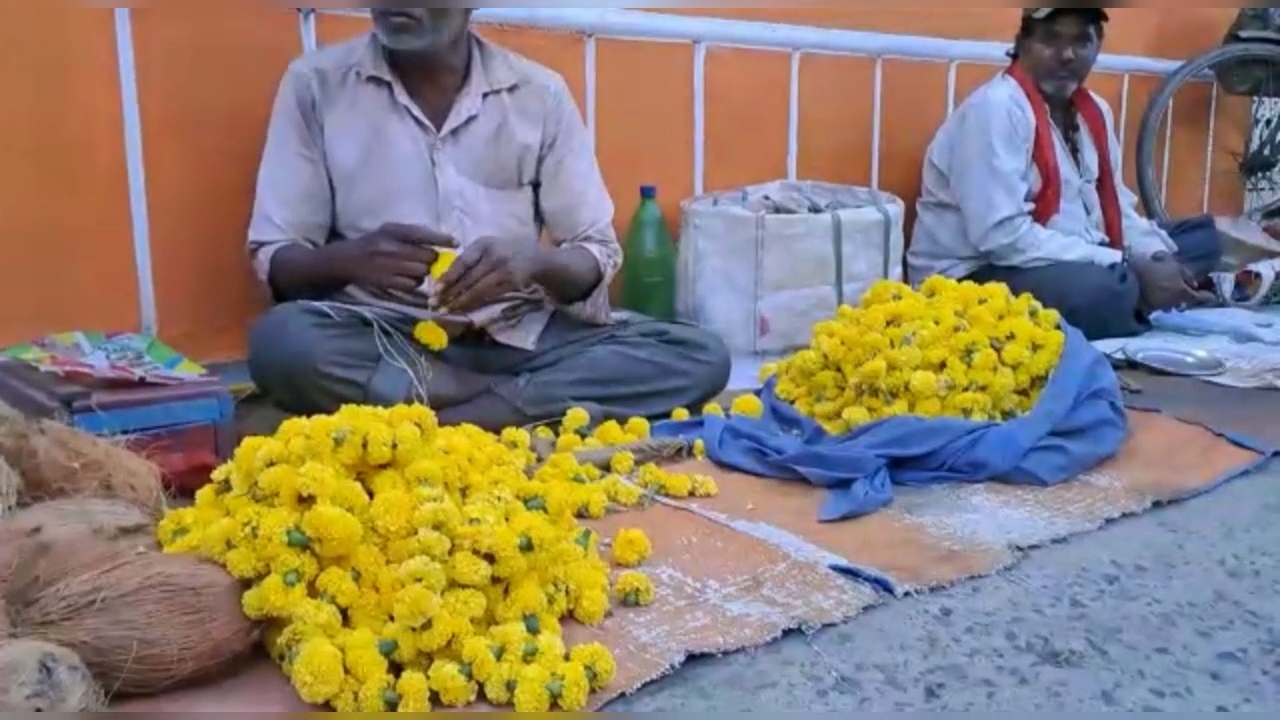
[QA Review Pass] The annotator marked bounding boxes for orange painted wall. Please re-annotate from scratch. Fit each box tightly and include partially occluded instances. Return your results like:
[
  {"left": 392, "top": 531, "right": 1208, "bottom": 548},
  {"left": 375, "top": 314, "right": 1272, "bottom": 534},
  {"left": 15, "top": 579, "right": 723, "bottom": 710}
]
[{"left": 0, "top": 8, "right": 1246, "bottom": 362}]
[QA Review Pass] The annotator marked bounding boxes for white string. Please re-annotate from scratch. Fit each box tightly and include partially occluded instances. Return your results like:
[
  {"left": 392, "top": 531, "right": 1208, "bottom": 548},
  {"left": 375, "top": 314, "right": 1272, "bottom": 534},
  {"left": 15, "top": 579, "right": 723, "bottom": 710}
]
[{"left": 300, "top": 300, "right": 434, "bottom": 404}]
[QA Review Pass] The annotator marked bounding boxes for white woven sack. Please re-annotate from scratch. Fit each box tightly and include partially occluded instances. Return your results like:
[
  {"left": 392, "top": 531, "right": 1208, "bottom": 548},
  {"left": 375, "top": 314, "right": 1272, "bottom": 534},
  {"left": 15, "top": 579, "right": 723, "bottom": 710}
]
[{"left": 676, "top": 180, "right": 905, "bottom": 355}]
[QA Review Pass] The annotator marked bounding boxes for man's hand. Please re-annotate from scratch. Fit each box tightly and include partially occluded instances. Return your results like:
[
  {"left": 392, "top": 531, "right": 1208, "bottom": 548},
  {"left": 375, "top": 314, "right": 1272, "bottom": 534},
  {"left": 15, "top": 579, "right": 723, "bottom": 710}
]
[
  {"left": 1131, "top": 252, "right": 1214, "bottom": 312},
  {"left": 326, "top": 223, "right": 456, "bottom": 293},
  {"left": 434, "top": 237, "right": 543, "bottom": 313}
]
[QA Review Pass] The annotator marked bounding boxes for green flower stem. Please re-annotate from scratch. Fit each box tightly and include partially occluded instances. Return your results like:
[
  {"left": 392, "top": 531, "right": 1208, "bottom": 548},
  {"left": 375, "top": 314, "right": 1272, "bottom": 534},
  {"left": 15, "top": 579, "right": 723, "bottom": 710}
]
[{"left": 285, "top": 528, "right": 310, "bottom": 548}]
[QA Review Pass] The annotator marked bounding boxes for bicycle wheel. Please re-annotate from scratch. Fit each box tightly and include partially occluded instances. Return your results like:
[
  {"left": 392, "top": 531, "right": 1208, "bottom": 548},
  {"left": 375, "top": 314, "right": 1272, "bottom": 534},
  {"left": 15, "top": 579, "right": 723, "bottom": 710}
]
[{"left": 1136, "top": 41, "right": 1280, "bottom": 223}]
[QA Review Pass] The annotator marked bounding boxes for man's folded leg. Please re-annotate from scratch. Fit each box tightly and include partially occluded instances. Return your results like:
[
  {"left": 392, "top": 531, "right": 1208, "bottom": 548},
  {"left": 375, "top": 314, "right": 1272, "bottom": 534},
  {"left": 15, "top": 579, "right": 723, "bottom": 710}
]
[
  {"left": 248, "top": 304, "right": 732, "bottom": 429},
  {"left": 965, "top": 261, "right": 1145, "bottom": 341},
  {"left": 437, "top": 311, "right": 732, "bottom": 429},
  {"left": 246, "top": 301, "right": 493, "bottom": 416}
]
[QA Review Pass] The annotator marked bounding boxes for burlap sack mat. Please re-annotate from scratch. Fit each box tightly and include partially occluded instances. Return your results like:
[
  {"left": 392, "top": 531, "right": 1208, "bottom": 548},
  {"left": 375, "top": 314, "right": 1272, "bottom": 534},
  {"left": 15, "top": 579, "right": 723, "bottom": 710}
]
[
  {"left": 111, "top": 504, "right": 880, "bottom": 712},
  {"left": 663, "top": 410, "right": 1270, "bottom": 594}
]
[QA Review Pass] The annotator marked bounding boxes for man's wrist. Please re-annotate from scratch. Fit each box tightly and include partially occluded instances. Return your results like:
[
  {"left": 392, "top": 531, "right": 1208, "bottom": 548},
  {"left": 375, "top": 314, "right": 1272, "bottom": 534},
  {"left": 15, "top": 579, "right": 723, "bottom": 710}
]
[
  {"left": 313, "top": 242, "right": 358, "bottom": 286},
  {"left": 266, "top": 242, "right": 353, "bottom": 301},
  {"left": 530, "top": 245, "right": 603, "bottom": 302},
  {"left": 527, "top": 246, "right": 557, "bottom": 288}
]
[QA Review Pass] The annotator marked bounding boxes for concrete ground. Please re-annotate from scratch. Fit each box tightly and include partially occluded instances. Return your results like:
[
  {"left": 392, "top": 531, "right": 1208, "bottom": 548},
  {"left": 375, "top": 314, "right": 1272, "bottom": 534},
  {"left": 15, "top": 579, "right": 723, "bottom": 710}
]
[{"left": 610, "top": 457, "right": 1280, "bottom": 711}]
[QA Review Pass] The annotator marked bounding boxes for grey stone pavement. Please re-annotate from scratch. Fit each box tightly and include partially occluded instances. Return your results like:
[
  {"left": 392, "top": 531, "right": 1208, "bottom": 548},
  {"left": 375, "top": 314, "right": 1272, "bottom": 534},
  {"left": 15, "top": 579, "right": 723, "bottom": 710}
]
[{"left": 610, "top": 457, "right": 1280, "bottom": 712}]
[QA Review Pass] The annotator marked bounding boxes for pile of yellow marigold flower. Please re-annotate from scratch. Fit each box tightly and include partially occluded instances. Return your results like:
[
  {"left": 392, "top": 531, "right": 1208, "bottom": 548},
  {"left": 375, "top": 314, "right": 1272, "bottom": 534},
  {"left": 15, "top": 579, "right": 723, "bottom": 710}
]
[
  {"left": 763, "top": 276, "right": 1066, "bottom": 434},
  {"left": 155, "top": 403, "right": 721, "bottom": 712}
]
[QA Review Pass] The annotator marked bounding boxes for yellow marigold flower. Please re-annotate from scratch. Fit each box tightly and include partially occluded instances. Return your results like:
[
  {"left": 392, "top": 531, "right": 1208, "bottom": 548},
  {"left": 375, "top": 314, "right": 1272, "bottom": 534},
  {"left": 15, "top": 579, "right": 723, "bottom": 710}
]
[
  {"left": 690, "top": 473, "right": 719, "bottom": 498},
  {"left": 610, "top": 527, "right": 652, "bottom": 568},
  {"left": 412, "top": 319, "right": 449, "bottom": 351},
  {"left": 356, "top": 675, "right": 396, "bottom": 711},
  {"left": 758, "top": 362, "right": 779, "bottom": 382},
  {"left": 499, "top": 426, "right": 531, "bottom": 450},
  {"left": 394, "top": 670, "right": 431, "bottom": 712},
  {"left": 656, "top": 470, "right": 693, "bottom": 498},
  {"left": 614, "top": 570, "right": 655, "bottom": 607},
  {"left": 692, "top": 438, "right": 707, "bottom": 460},
  {"left": 289, "top": 636, "right": 346, "bottom": 704},
  {"left": 512, "top": 663, "right": 554, "bottom": 712},
  {"left": 590, "top": 419, "right": 629, "bottom": 445},
  {"left": 701, "top": 401, "right": 725, "bottom": 417},
  {"left": 568, "top": 642, "right": 617, "bottom": 691},
  {"left": 670, "top": 407, "right": 691, "bottom": 420},
  {"left": 570, "top": 585, "right": 610, "bottom": 626},
  {"left": 561, "top": 406, "right": 591, "bottom": 433},
  {"left": 609, "top": 450, "right": 636, "bottom": 475},
  {"left": 553, "top": 660, "right": 593, "bottom": 711},
  {"left": 603, "top": 475, "right": 645, "bottom": 507},
  {"left": 622, "top": 416, "right": 650, "bottom": 439},
  {"left": 482, "top": 662, "right": 517, "bottom": 705},
  {"left": 427, "top": 659, "right": 478, "bottom": 707},
  {"left": 555, "top": 432, "right": 584, "bottom": 452},
  {"left": 729, "top": 393, "right": 765, "bottom": 418},
  {"left": 429, "top": 248, "right": 457, "bottom": 280}
]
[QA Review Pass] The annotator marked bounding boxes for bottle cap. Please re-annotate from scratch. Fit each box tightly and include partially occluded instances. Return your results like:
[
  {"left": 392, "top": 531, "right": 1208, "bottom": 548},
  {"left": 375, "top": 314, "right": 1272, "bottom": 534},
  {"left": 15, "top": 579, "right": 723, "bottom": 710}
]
[{"left": 639, "top": 185, "right": 656, "bottom": 199}]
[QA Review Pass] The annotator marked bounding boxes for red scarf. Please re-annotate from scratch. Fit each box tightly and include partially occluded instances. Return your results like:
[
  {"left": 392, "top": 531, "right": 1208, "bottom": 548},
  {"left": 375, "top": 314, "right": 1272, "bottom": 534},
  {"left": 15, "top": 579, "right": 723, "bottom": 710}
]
[{"left": 1004, "top": 63, "right": 1124, "bottom": 250}]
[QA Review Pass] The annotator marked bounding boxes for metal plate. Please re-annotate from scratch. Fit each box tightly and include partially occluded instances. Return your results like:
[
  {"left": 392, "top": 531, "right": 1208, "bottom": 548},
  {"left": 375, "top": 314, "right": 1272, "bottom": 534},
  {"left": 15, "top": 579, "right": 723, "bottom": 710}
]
[{"left": 1121, "top": 343, "right": 1227, "bottom": 377}]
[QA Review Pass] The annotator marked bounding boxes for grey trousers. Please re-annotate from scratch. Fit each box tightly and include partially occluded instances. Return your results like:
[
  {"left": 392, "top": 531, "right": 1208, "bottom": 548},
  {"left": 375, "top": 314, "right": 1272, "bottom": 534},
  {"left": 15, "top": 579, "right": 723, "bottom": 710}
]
[
  {"left": 246, "top": 302, "right": 731, "bottom": 430},
  {"left": 965, "top": 214, "right": 1224, "bottom": 341}
]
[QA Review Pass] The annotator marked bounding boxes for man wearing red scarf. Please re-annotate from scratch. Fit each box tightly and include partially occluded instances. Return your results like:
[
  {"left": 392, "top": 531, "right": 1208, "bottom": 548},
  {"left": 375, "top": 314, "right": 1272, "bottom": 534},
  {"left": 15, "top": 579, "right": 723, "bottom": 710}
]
[{"left": 907, "top": 7, "right": 1221, "bottom": 340}]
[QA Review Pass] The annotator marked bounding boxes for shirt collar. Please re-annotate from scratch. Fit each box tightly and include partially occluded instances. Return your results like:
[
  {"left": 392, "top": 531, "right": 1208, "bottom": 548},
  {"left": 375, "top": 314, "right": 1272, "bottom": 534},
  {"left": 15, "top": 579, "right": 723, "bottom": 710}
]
[{"left": 356, "top": 32, "right": 519, "bottom": 95}]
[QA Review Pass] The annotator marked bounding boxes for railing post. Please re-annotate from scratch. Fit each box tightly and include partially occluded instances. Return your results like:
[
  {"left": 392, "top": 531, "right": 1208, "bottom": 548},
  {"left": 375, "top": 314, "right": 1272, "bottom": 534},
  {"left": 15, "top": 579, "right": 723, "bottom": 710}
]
[
  {"left": 299, "top": 8, "right": 317, "bottom": 53},
  {"left": 113, "top": 8, "right": 159, "bottom": 336},
  {"left": 692, "top": 42, "right": 706, "bottom": 196}
]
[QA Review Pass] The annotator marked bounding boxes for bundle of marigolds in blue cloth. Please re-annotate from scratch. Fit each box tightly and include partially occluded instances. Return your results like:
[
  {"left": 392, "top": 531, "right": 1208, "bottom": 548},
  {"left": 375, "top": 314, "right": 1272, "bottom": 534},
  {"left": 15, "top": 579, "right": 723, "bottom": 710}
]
[
  {"left": 157, "top": 404, "right": 718, "bottom": 712},
  {"left": 764, "top": 276, "right": 1066, "bottom": 432},
  {"left": 653, "top": 277, "right": 1128, "bottom": 521}
]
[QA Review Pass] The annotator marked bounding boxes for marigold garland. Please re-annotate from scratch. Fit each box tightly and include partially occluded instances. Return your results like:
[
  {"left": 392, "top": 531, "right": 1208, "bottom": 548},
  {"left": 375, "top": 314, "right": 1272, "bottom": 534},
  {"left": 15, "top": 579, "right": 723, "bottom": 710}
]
[
  {"left": 156, "top": 404, "right": 707, "bottom": 712},
  {"left": 762, "top": 277, "right": 1065, "bottom": 434}
]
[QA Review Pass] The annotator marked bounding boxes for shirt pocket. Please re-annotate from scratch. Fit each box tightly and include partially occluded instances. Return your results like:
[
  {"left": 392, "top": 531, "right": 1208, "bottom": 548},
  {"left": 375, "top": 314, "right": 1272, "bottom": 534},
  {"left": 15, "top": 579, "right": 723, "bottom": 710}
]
[{"left": 453, "top": 175, "right": 539, "bottom": 247}]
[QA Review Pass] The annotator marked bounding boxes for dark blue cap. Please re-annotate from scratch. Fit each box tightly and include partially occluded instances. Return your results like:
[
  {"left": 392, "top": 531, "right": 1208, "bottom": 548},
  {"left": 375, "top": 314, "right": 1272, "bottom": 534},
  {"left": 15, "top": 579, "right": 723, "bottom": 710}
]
[{"left": 639, "top": 185, "right": 656, "bottom": 199}]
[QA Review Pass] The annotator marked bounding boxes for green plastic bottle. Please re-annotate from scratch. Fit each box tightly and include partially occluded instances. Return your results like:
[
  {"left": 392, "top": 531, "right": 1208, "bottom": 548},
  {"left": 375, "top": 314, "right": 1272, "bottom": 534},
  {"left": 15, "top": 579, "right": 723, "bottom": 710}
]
[{"left": 620, "top": 185, "right": 678, "bottom": 321}]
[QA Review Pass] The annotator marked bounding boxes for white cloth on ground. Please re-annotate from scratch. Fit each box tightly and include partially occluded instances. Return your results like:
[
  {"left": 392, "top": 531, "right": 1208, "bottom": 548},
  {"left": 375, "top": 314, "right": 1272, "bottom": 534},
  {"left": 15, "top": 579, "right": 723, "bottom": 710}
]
[{"left": 1093, "top": 306, "right": 1280, "bottom": 389}]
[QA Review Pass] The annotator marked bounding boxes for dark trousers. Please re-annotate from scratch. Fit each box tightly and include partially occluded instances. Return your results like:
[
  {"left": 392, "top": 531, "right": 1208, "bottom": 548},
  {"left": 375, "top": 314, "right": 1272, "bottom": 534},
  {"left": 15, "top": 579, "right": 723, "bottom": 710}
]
[
  {"left": 965, "top": 215, "right": 1222, "bottom": 341},
  {"left": 246, "top": 305, "right": 731, "bottom": 430}
]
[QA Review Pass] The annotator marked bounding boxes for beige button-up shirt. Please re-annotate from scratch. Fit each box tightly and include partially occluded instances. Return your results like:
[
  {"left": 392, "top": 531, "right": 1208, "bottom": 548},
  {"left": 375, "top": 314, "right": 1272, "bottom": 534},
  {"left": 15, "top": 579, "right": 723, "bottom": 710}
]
[
  {"left": 908, "top": 73, "right": 1174, "bottom": 283},
  {"left": 248, "top": 33, "right": 621, "bottom": 350}
]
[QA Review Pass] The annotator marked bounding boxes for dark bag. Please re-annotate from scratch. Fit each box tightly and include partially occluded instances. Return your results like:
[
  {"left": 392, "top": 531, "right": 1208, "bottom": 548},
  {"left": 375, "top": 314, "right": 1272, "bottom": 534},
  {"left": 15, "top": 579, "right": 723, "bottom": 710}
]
[{"left": 1216, "top": 8, "right": 1280, "bottom": 98}]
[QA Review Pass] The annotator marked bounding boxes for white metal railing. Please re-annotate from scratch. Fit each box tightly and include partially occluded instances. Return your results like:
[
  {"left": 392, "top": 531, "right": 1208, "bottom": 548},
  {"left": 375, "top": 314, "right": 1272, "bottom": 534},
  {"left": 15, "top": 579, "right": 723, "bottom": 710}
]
[
  {"left": 303, "top": 8, "right": 1215, "bottom": 199},
  {"left": 110, "top": 8, "right": 1216, "bottom": 337}
]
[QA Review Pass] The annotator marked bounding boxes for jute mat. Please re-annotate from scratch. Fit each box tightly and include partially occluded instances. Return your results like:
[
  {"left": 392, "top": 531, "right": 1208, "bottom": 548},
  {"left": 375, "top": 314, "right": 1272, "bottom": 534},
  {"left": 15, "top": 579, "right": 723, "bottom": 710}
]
[
  {"left": 111, "top": 504, "right": 879, "bottom": 711},
  {"left": 659, "top": 409, "right": 1270, "bottom": 595},
  {"left": 110, "top": 409, "right": 1269, "bottom": 710}
]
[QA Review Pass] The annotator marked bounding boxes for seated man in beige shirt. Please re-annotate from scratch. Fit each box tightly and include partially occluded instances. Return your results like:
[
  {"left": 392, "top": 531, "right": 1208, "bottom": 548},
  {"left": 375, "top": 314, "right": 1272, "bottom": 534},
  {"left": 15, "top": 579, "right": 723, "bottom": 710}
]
[{"left": 246, "top": 8, "right": 730, "bottom": 430}]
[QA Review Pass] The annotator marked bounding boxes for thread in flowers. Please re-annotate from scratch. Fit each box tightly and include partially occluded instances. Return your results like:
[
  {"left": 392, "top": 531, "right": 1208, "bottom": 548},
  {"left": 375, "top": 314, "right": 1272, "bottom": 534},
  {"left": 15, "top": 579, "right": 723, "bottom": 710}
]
[{"left": 301, "top": 301, "right": 434, "bottom": 404}]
